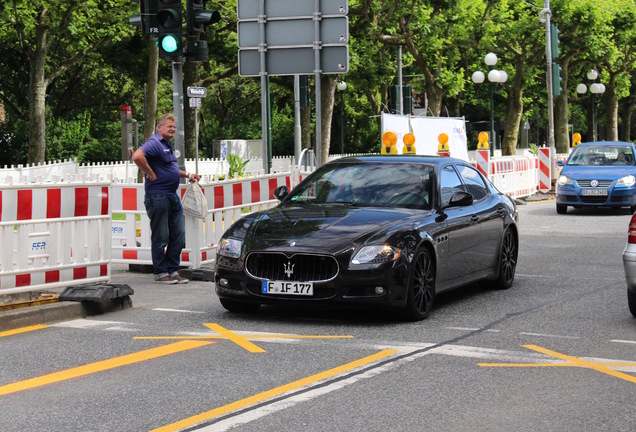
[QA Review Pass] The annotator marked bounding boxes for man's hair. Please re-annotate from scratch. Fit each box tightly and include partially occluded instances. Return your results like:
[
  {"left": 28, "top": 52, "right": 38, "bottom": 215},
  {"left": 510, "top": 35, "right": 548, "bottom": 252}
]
[{"left": 157, "top": 113, "right": 176, "bottom": 128}]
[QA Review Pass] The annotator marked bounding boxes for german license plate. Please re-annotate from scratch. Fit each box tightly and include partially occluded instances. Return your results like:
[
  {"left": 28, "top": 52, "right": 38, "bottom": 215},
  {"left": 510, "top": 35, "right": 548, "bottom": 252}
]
[
  {"left": 262, "top": 280, "right": 313, "bottom": 296},
  {"left": 582, "top": 189, "right": 608, "bottom": 196}
]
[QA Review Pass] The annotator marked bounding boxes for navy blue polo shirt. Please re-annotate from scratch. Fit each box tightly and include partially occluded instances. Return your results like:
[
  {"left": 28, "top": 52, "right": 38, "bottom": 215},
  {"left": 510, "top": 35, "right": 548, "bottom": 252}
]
[{"left": 139, "top": 132, "right": 180, "bottom": 194}]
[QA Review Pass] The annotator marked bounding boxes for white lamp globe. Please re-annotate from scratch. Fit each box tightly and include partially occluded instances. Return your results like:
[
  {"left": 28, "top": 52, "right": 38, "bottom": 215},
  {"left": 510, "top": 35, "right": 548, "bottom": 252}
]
[
  {"left": 488, "top": 69, "right": 501, "bottom": 83},
  {"left": 337, "top": 81, "right": 347, "bottom": 91},
  {"left": 576, "top": 84, "right": 588, "bottom": 94},
  {"left": 598, "top": 83, "right": 606, "bottom": 93},
  {"left": 590, "top": 83, "right": 602, "bottom": 94},
  {"left": 498, "top": 70, "right": 508, "bottom": 83},
  {"left": 587, "top": 69, "right": 598, "bottom": 80},
  {"left": 471, "top": 71, "right": 485, "bottom": 84},
  {"left": 485, "top": 53, "right": 498, "bottom": 66}
]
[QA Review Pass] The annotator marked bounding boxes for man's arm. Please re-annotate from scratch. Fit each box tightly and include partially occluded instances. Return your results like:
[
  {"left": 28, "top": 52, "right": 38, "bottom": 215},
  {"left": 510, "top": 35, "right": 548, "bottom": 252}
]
[{"left": 132, "top": 148, "right": 157, "bottom": 181}]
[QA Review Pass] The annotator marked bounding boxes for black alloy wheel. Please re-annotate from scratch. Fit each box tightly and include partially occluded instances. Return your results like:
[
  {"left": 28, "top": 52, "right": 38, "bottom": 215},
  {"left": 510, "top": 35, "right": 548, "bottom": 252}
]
[
  {"left": 219, "top": 298, "right": 261, "bottom": 313},
  {"left": 403, "top": 248, "right": 436, "bottom": 321},
  {"left": 494, "top": 228, "right": 517, "bottom": 289}
]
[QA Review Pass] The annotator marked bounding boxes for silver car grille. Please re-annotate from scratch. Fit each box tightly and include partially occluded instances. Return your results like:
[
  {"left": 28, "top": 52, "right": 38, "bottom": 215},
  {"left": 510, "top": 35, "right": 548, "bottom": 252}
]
[
  {"left": 245, "top": 252, "right": 339, "bottom": 282},
  {"left": 576, "top": 180, "right": 613, "bottom": 187}
]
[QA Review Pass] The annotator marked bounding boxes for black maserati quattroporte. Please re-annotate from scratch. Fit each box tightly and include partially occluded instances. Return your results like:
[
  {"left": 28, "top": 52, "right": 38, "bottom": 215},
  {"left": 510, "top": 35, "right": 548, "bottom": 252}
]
[{"left": 214, "top": 155, "right": 518, "bottom": 320}]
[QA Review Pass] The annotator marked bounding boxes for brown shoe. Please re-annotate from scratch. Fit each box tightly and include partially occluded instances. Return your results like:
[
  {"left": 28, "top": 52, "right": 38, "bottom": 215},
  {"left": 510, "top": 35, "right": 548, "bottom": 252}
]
[
  {"left": 172, "top": 274, "right": 189, "bottom": 284},
  {"left": 155, "top": 275, "right": 177, "bottom": 284}
]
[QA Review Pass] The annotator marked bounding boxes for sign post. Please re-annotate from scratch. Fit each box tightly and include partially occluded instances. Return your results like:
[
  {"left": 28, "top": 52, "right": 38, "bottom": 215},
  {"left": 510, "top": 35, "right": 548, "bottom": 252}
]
[
  {"left": 237, "top": 0, "right": 349, "bottom": 172},
  {"left": 187, "top": 86, "right": 207, "bottom": 174}
]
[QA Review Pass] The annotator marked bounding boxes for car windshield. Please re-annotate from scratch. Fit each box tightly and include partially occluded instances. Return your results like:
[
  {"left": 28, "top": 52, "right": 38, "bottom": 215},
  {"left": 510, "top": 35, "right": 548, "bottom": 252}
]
[
  {"left": 567, "top": 145, "right": 635, "bottom": 166},
  {"left": 287, "top": 162, "right": 435, "bottom": 210}
]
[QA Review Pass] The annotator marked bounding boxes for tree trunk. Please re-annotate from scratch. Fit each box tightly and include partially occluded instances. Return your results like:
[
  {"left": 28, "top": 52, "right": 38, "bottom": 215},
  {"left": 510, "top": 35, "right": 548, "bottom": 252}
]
[
  {"left": 554, "top": 95, "right": 570, "bottom": 153},
  {"left": 621, "top": 96, "right": 635, "bottom": 142},
  {"left": 320, "top": 75, "right": 337, "bottom": 165},
  {"left": 27, "top": 23, "right": 49, "bottom": 164},
  {"left": 301, "top": 106, "right": 312, "bottom": 149},
  {"left": 605, "top": 81, "right": 619, "bottom": 141},
  {"left": 426, "top": 84, "right": 444, "bottom": 117},
  {"left": 501, "top": 58, "right": 525, "bottom": 156}
]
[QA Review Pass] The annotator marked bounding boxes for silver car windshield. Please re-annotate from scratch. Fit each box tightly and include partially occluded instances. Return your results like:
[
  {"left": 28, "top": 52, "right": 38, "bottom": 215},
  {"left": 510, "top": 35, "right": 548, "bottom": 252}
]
[
  {"left": 567, "top": 145, "right": 635, "bottom": 166},
  {"left": 289, "top": 162, "right": 435, "bottom": 210}
]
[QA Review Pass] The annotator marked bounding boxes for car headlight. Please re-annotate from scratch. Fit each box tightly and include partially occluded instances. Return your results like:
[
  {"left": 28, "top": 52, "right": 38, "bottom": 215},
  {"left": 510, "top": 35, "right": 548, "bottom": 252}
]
[
  {"left": 218, "top": 238, "right": 242, "bottom": 258},
  {"left": 557, "top": 175, "right": 572, "bottom": 186},
  {"left": 617, "top": 175, "right": 636, "bottom": 187},
  {"left": 352, "top": 245, "right": 401, "bottom": 264}
]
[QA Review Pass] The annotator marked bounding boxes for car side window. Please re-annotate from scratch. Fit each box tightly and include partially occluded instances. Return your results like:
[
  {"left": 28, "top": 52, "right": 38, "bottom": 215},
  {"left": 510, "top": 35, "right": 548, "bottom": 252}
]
[
  {"left": 457, "top": 165, "right": 489, "bottom": 201},
  {"left": 440, "top": 166, "right": 464, "bottom": 206}
]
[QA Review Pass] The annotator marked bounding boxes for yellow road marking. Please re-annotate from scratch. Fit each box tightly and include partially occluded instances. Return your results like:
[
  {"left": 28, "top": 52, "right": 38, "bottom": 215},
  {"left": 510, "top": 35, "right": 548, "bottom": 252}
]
[
  {"left": 151, "top": 349, "right": 398, "bottom": 432},
  {"left": 0, "top": 324, "right": 49, "bottom": 338},
  {"left": 0, "top": 340, "right": 212, "bottom": 397},
  {"left": 479, "top": 344, "right": 636, "bottom": 385},
  {"left": 203, "top": 323, "right": 266, "bottom": 353},
  {"left": 134, "top": 334, "right": 354, "bottom": 340}
]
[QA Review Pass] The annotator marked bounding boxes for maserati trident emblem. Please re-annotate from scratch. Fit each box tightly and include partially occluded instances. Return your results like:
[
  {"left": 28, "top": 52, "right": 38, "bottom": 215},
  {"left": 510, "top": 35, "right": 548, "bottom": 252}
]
[
  {"left": 284, "top": 261, "right": 295, "bottom": 278},
  {"left": 590, "top": 180, "right": 599, "bottom": 187}
]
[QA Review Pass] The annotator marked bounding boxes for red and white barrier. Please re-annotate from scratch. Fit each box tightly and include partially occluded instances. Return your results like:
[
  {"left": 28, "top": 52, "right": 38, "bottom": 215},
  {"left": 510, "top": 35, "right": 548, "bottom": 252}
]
[
  {"left": 475, "top": 149, "right": 490, "bottom": 177},
  {"left": 539, "top": 147, "right": 552, "bottom": 192},
  {"left": 0, "top": 182, "right": 111, "bottom": 295}
]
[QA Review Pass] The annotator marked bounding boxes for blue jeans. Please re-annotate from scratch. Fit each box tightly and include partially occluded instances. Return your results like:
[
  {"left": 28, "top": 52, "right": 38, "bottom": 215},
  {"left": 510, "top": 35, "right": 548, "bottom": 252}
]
[{"left": 144, "top": 193, "right": 185, "bottom": 279}]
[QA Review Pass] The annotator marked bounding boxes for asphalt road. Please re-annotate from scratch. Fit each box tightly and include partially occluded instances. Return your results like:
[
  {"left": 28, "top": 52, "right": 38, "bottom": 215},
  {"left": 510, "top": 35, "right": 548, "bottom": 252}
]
[{"left": 0, "top": 200, "right": 634, "bottom": 432}]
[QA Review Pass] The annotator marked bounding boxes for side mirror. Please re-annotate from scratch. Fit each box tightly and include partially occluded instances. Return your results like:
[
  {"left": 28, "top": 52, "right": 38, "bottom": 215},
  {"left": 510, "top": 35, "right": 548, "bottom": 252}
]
[
  {"left": 273, "top": 185, "right": 289, "bottom": 201},
  {"left": 557, "top": 160, "right": 564, "bottom": 167},
  {"left": 448, "top": 191, "right": 474, "bottom": 208}
]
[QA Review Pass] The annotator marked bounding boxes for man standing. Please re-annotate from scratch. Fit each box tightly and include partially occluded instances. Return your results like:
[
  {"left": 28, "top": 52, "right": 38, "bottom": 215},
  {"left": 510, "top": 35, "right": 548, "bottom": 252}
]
[{"left": 132, "top": 113, "right": 200, "bottom": 284}]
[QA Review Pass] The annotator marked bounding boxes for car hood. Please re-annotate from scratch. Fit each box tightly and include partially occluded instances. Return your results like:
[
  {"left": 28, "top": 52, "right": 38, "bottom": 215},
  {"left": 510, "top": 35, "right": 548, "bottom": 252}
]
[
  {"left": 243, "top": 204, "right": 424, "bottom": 254},
  {"left": 561, "top": 165, "right": 636, "bottom": 180}
]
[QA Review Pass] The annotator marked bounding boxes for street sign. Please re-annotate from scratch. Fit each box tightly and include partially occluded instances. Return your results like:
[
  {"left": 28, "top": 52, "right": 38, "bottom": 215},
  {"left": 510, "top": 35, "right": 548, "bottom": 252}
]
[
  {"left": 239, "top": 46, "right": 348, "bottom": 76},
  {"left": 187, "top": 86, "right": 207, "bottom": 97},
  {"left": 189, "top": 97, "right": 202, "bottom": 108},
  {"left": 238, "top": 17, "right": 348, "bottom": 48},
  {"left": 237, "top": 0, "right": 347, "bottom": 20}
]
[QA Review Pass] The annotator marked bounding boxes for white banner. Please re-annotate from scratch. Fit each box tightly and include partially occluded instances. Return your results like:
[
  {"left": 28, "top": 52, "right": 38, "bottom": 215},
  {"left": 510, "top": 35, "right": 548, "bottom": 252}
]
[{"left": 381, "top": 113, "right": 469, "bottom": 161}]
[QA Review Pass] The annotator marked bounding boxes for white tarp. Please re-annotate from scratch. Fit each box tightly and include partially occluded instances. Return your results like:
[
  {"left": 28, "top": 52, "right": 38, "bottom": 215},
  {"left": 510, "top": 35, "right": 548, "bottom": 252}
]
[{"left": 381, "top": 113, "right": 469, "bottom": 161}]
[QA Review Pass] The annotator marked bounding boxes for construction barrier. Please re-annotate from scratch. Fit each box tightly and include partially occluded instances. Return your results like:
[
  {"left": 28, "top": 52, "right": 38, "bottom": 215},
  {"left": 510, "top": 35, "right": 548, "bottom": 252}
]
[
  {"left": 538, "top": 147, "right": 552, "bottom": 192},
  {"left": 0, "top": 182, "right": 111, "bottom": 295}
]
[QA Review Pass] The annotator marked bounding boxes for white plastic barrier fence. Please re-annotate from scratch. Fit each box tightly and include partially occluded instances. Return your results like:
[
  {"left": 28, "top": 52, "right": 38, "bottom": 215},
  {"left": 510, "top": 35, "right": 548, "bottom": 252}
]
[
  {"left": 0, "top": 182, "right": 111, "bottom": 295},
  {"left": 110, "top": 170, "right": 299, "bottom": 269}
]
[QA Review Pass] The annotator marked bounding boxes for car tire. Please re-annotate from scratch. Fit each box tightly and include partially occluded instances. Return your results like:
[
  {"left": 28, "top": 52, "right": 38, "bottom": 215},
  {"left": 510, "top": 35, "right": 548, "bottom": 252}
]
[
  {"left": 630, "top": 205, "right": 636, "bottom": 214},
  {"left": 493, "top": 228, "right": 517, "bottom": 290},
  {"left": 556, "top": 203, "right": 567, "bottom": 214},
  {"left": 629, "top": 289, "right": 636, "bottom": 317},
  {"left": 219, "top": 298, "right": 260, "bottom": 313},
  {"left": 402, "top": 247, "right": 435, "bottom": 321}
]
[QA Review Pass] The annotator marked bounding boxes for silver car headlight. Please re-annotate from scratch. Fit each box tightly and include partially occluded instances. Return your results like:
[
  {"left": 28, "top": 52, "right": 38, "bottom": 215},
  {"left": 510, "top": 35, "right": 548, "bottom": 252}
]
[
  {"left": 352, "top": 245, "right": 401, "bottom": 264},
  {"left": 617, "top": 175, "right": 636, "bottom": 187},
  {"left": 557, "top": 175, "right": 572, "bottom": 186},
  {"left": 218, "top": 238, "right": 242, "bottom": 258}
]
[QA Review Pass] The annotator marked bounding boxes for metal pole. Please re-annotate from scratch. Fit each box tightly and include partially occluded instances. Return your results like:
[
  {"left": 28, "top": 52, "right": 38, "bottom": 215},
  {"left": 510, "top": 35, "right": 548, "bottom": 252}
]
[
  {"left": 294, "top": 75, "right": 302, "bottom": 163},
  {"left": 340, "top": 92, "right": 344, "bottom": 153},
  {"left": 314, "top": 0, "right": 322, "bottom": 167},
  {"left": 490, "top": 83, "right": 495, "bottom": 156},
  {"left": 259, "top": 0, "right": 269, "bottom": 173},
  {"left": 543, "top": 1, "right": 556, "bottom": 182},
  {"left": 398, "top": 45, "right": 403, "bottom": 115},
  {"left": 194, "top": 105, "right": 199, "bottom": 174},
  {"left": 592, "top": 95, "right": 597, "bottom": 141},
  {"left": 172, "top": 61, "right": 186, "bottom": 174}
]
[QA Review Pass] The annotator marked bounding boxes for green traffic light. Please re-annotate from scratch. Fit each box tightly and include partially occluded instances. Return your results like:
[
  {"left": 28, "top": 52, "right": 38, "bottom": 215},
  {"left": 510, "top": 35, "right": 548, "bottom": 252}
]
[{"left": 161, "top": 35, "right": 179, "bottom": 53}]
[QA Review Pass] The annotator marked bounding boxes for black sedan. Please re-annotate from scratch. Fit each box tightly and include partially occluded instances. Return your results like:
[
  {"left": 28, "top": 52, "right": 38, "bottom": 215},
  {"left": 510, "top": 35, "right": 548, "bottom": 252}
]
[{"left": 214, "top": 155, "right": 519, "bottom": 320}]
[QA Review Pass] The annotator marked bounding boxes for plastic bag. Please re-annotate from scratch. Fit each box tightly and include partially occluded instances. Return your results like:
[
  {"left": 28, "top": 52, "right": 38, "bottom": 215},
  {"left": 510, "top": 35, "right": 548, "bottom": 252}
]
[{"left": 181, "top": 181, "right": 208, "bottom": 219}]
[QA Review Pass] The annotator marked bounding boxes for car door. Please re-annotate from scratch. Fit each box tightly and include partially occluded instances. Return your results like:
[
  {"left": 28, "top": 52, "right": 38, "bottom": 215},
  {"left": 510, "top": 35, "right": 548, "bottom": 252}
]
[
  {"left": 436, "top": 164, "right": 481, "bottom": 283},
  {"left": 456, "top": 164, "right": 503, "bottom": 274}
]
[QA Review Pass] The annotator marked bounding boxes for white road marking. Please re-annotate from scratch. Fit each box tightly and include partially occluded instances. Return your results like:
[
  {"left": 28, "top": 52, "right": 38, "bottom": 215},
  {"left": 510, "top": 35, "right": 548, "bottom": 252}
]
[
  {"left": 519, "top": 332, "right": 580, "bottom": 340},
  {"left": 611, "top": 339, "right": 636, "bottom": 345},
  {"left": 152, "top": 308, "right": 206, "bottom": 314},
  {"left": 446, "top": 326, "right": 501, "bottom": 333},
  {"left": 51, "top": 319, "right": 126, "bottom": 328}
]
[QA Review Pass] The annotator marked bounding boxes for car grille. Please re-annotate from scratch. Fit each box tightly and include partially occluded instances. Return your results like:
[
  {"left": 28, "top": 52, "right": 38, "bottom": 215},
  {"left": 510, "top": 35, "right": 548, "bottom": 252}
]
[
  {"left": 576, "top": 180, "right": 613, "bottom": 187},
  {"left": 245, "top": 253, "right": 339, "bottom": 282},
  {"left": 581, "top": 196, "right": 608, "bottom": 203}
]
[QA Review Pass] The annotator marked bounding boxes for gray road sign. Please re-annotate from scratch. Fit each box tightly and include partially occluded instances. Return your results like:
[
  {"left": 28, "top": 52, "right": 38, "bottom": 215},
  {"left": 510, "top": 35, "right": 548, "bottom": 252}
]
[
  {"left": 239, "top": 46, "right": 348, "bottom": 76},
  {"left": 187, "top": 86, "right": 207, "bottom": 97},
  {"left": 238, "top": 0, "right": 347, "bottom": 20},
  {"left": 238, "top": 17, "right": 348, "bottom": 48}
]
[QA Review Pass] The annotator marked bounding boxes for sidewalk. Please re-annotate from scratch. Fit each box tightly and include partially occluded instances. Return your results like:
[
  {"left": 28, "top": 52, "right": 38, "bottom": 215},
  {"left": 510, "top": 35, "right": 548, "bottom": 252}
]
[{"left": 0, "top": 265, "right": 214, "bottom": 332}]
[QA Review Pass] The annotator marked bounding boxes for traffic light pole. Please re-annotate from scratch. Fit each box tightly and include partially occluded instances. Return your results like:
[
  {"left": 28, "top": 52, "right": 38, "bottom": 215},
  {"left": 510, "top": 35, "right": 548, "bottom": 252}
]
[{"left": 172, "top": 61, "right": 186, "bottom": 175}]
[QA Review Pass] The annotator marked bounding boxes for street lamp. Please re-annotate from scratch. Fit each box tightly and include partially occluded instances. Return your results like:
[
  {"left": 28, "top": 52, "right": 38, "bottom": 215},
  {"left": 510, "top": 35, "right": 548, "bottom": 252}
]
[
  {"left": 471, "top": 53, "right": 508, "bottom": 155},
  {"left": 337, "top": 80, "right": 347, "bottom": 154},
  {"left": 576, "top": 69, "right": 605, "bottom": 141}
]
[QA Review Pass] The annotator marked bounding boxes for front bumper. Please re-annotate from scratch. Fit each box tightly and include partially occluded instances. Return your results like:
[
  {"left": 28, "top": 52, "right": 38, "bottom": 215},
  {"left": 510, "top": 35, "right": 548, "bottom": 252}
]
[{"left": 556, "top": 184, "right": 636, "bottom": 208}]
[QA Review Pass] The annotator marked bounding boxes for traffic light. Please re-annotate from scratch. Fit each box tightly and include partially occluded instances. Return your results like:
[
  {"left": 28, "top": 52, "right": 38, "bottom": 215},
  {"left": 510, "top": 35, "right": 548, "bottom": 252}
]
[
  {"left": 552, "top": 62, "right": 563, "bottom": 97},
  {"left": 389, "top": 85, "right": 413, "bottom": 114},
  {"left": 156, "top": 0, "right": 183, "bottom": 61},
  {"left": 186, "top": 0, "right": 221, "bottom": 34},
  {"left": 550, "top": 24, "right": 560, "bottom": 60},
  {"left": 129, "top": 0, "right": 158, "bottom": 35}
]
